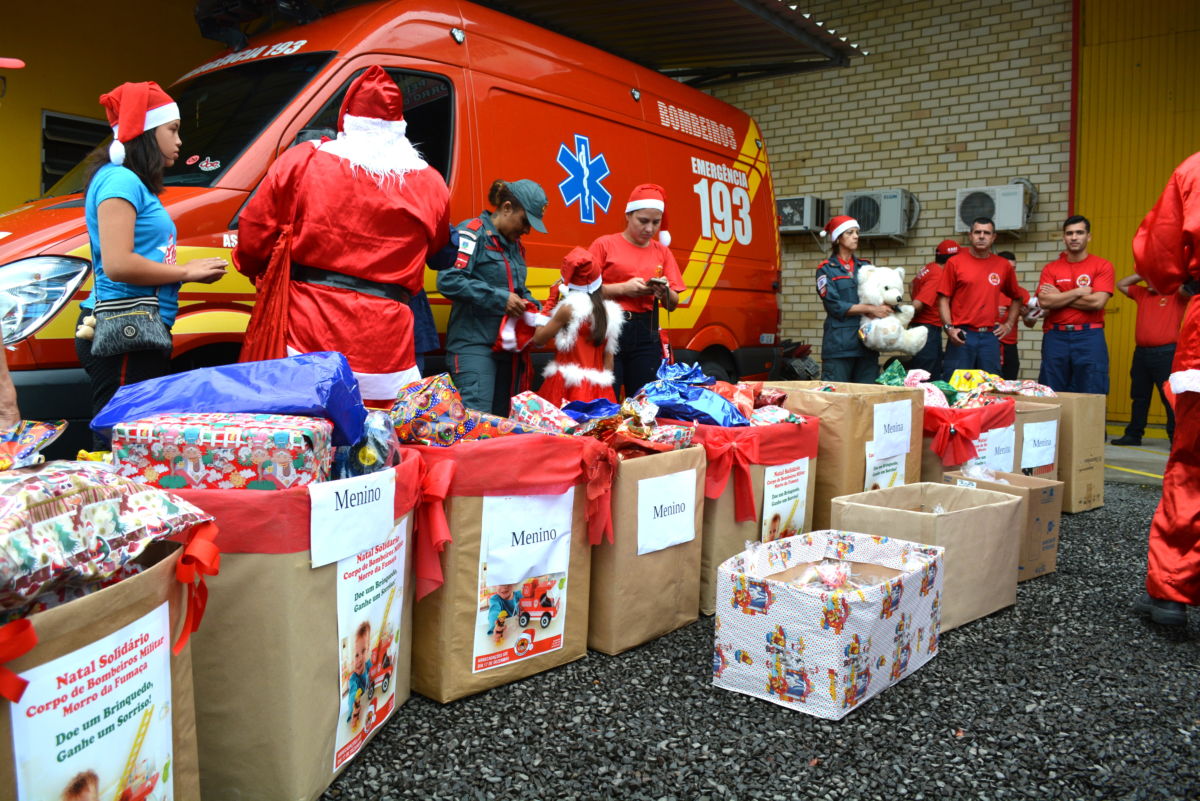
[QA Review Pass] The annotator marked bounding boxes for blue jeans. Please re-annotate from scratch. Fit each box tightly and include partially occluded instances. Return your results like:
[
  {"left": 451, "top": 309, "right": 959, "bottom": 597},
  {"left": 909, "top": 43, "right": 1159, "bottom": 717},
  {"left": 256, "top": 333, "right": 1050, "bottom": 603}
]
[
  {"left": 906, "top": 323, "right": 944, "bottom": 380},
  {"left": 943, "top": 328, "right": 1001, "bottom": 377},
  {"left": 820, "top": 355, "right": 880, "bottom": 383},
  {"left": 1125, "top": 343, "right": 1176, "bottom": 439},
  {"left": 1039, "top": 327, "right": 1109, "bottom": 394}
]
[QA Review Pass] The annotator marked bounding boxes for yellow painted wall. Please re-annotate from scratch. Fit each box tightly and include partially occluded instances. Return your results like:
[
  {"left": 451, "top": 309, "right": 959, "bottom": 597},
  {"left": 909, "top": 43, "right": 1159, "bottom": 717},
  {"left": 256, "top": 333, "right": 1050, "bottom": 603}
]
[
  {"left": 1077, "top": 0, "right": 1200, "bottom": 424},
  {"left": 0, "top": 1, "right": 219, "bottom": 210}
]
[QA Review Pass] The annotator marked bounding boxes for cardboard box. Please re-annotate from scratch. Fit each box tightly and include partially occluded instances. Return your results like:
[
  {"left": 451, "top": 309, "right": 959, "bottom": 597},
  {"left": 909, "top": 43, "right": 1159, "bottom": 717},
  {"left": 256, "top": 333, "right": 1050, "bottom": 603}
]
[
  {"left": 589, "top": 447, "right": 706, "bottom": 655},
  {"left": 919, "top": 400, "right": 1017, "bottom": 481},
  {"left": 1011, "top": 401, "right": 1061, "bottom": 480},
  {"left": 993, "top": 393, "right": 1105, "bottom": 513},
  {"left": 111, "top": 411, "right": 334, "bottom": 490},
  {"left": 691, "top": 422, "right": 820, "bottom": 616},
  {"left": 830, "top": 482, "right": 1022, "bottom": 631},
  {"left": 713, "top": 531, "right": 944, "bottom": 720},
  {"left": 943, "top": 471, "right": 1064, "bottom": 581},
  {"left": 769, "top": 382, "right": 923, "bottom": 529}
]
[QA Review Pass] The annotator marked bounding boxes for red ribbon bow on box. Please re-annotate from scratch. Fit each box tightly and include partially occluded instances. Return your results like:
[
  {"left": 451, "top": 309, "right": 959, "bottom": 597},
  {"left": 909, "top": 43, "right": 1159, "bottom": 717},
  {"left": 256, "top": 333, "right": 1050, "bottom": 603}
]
[
  {"left": 173, "top": 521, "right": 221, "bottom": 655},
  {"left": 0, "top": 618, "right": 37, "bottom": 702}
]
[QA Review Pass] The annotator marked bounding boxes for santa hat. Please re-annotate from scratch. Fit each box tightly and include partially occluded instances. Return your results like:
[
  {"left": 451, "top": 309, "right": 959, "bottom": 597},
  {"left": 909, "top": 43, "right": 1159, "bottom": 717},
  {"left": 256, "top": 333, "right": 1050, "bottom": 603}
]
[
  {"left": 936, "top": 239, "right": 961, "bottom": 256},
  {"left": 495, "top": 300, "right": 551, "bottom": 352},
  {"left": 625, "top": 183, "right": 671, "bottom": 247},
  {"left": 321, "top": 65, "right": 427, "bottom": 180},
  {"left": 820, "top": 215, "right": 858, "bottom": 243},
  {"left": 561, "top": 246, "right": 601, "bottom": 293},
  {"left": 98, "top": 81, "right": 179, "bottom": 166}
]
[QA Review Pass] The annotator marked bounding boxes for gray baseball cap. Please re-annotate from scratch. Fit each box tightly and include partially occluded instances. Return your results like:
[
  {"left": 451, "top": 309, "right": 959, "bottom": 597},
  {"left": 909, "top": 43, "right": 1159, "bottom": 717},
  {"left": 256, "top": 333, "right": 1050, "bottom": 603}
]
[{"left": 507, "top": 179, "right": 549, "bottom": 234}]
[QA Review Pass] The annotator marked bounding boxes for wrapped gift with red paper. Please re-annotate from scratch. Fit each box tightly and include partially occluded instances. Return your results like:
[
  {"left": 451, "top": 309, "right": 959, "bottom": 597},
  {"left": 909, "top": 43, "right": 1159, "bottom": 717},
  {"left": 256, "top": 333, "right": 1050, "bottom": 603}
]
[
  {"left": 110, "top": 412, "right": 333, "bottom": 490},
  {"left": 681, "top": 418, "right": 821, "bottom": 615},
  {"left": 407, "top": 434, "right": 615, "bottom": 702},
  {"left": 920, "top": 397, "right": 1016, "bottom": 481},
  {"left": 172, "top": 451, "right": 422, "bottom": 801}
]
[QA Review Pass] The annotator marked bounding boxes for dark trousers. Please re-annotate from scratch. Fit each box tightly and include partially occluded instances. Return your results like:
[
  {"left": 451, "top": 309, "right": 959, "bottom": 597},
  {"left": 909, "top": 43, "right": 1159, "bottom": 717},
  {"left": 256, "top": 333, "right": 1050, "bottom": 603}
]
[
  {"left": 1039, "top": 327, "right": 1109, "bottom": 394},
  {"left": 449, "top": 349, "right": 519, "bottom": 417},
  {"left": 943, "top": 329, "right": 1001, "bottom": 377},
  {"left": 820, "top": 354, "right": 880, "bottom": 383},
  {"left": 1126, "top": 343, "right": 1176, "bottom": 440},
  {"left": 75, "top": 310, "right": 171, "bottom": 448},
  {"left": 613, "top": 312, "right": 661, "bottom": 399},
  {"left": 907, "top": 323, "right": 944, "bottom": 380},
  {"left": 1000, "top": 342, "right": 1020, "bottom": 380}
]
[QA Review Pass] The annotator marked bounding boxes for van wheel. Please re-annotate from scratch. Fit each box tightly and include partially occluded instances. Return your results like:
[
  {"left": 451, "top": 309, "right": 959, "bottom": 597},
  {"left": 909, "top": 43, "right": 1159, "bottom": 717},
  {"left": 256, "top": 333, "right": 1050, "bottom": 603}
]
[{"left": 699, "top": 351, "right": 737, "bottom": 384}]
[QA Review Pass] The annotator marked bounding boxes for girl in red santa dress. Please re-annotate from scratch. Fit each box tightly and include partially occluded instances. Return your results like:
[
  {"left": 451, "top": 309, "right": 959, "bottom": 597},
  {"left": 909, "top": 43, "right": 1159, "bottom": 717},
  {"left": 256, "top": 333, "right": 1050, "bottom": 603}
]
[{"left": 532, "top": 247, "right": 624, "bottom": 405}]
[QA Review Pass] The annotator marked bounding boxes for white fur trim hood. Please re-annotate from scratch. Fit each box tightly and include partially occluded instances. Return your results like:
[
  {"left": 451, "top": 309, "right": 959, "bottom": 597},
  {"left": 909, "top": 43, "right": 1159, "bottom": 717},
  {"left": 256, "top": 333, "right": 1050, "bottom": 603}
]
[{"left": 552, "top": 292, "right": 624, "bottom": 355}]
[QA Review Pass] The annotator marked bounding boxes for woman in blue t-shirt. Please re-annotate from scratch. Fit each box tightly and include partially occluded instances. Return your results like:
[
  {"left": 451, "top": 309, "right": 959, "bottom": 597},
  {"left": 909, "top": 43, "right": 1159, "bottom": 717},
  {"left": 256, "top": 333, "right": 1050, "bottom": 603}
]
[{"left": 75, "top": 81, "right": 227, "bottom": 428}]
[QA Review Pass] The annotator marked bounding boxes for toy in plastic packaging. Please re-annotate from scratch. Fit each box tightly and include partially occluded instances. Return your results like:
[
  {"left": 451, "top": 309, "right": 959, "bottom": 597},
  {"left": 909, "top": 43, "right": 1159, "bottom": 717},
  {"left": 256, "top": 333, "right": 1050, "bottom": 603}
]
[
  {"left": 0, "top": 419, "right": 68, "bottom": 470},
  {"left": 391, "top": 373, "right": 543, "bottom": 447},
  {"left": 0, "top": 461, "right": 213, "bottom": 614},
  {"left": 960, "top": 463, "right": 1008, "bottom": 484},
  {"left": 334, "top": 410, "right": 402, "bottom": 479},
  {"left": 91, "top": 351, "right": 367, "bottom": 446}
]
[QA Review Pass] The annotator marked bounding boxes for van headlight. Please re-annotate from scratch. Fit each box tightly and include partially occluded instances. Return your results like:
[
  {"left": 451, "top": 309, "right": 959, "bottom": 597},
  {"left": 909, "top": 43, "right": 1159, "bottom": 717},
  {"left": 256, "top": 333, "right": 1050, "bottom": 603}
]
[{"left": 0, "top": 256, "right": 91, "bottom": 345}]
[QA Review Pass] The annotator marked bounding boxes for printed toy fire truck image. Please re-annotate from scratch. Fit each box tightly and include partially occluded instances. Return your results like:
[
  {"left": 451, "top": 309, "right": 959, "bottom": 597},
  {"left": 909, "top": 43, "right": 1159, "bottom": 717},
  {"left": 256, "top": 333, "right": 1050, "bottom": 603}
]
[{"left": 517, "top": 576, "right": 561, "bottom": 629}]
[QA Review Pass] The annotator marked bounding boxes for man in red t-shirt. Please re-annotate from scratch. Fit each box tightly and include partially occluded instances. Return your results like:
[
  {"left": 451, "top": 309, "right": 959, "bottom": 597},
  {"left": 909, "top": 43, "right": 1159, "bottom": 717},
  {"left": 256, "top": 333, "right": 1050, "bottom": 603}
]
[
  {"left": 907, "top": 238, "right": 958, "bottom": 379},
  {"left": 937, "top": 218, "right": 1023, "bottom": 377},
  {"left": 1110, "top": 273, "right": 1190, "bottom": 445},
  {"left": 995, "top": 251, "right": 1032, "bottom": 380},
  {"left": 1035, "top": 215, "right": 1115, "bottom": 394}
]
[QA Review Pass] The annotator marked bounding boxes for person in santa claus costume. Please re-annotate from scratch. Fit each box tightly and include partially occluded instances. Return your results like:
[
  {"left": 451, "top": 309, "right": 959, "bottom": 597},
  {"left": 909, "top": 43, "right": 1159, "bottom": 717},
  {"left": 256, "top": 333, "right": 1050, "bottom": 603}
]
[
  {"left": 593, "top": 183, "right": 685, "bottom": 397},
  {"left": 234, "top": 65, "right": 450, "bottom": 406},
  {"left": 1132, "top": 150, "right": 1200, "bottom": 627},
  {"left": 76, "top": 80, "right": 228, "bottom": 433},
  {"left": 531, "top": 247, "right": 623, "bottom": 405}
]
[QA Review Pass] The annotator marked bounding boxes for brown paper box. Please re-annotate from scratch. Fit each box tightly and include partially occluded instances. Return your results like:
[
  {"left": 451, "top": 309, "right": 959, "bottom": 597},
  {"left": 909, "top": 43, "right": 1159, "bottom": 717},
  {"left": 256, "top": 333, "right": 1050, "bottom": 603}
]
[
  {"left": 412, "top": 492, "right": 590, "bottom": 703},
  {"left": 943, "top": 471, "right": 1064, "bottom": 582},
  {"left": 769, "top": 382, "right": 923, "bottom": 530},
  {"left": 188, "top": 511, "right": 414, "bottom": 801},
  {"left": 830, "top": 482, "right": 1022, "bottom": 631},
  {"left": 993, "top": 393, "right": 1105, "bottom": 513},
  {"left": 589, "top": 447, "right": 706, "bottom": 655},
  {"left": 0, "top": 542, "right": 201, "bottom": 801},
  {"left": 1011, "top": 401, "right": 1061, "bottom": 480},
  {"left": 699, "top": 458, "right": 819, "bottom": 616}
]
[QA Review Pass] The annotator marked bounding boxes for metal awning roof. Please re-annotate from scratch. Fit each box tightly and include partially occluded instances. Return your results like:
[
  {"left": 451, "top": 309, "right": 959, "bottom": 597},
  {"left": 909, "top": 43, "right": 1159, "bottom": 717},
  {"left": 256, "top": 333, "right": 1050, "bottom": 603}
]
[{"left": 477, "top": 0, "right": 863, "bottom": 87}]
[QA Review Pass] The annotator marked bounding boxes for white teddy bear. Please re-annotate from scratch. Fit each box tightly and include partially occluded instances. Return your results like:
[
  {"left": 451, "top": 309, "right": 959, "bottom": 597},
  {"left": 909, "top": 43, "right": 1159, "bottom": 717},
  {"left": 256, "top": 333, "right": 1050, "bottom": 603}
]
[{"left": 855, "top": 264, "right": 928, "bottom": 356}]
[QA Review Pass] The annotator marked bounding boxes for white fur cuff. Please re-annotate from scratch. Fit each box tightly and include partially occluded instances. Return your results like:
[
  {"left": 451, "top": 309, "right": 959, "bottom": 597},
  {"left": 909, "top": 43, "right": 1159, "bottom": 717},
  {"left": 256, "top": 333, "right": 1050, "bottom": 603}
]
[{"left": 1169, "top": 369, "right": 1200, "bottom": 395}]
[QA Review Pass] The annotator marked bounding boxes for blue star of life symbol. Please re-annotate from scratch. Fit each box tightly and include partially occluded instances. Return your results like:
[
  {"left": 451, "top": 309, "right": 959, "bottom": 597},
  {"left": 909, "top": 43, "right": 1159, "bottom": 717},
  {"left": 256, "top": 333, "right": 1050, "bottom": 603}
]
[{"left": 556, "top": 134, "right": 611, "bottom": 224}]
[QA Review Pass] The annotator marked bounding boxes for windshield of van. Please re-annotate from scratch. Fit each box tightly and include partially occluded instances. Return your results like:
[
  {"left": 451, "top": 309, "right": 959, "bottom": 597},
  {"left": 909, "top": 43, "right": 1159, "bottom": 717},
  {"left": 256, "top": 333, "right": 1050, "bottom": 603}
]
[{"left": 43, "top": 51, "right": 333, "bottom": 197}]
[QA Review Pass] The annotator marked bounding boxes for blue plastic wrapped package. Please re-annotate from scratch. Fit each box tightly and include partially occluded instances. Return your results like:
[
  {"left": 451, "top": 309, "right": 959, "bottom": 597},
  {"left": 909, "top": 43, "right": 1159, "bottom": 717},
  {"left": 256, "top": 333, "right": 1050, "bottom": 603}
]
[
  {"left": 91, "top": 352, "right": 367, "bottom": 446},
  {"left": 561, "top": 398, "right": 621, "bottom": 424},
  {"left": 656, "top": 360, "right": 715, "bottom": 385},
  {"left": 639, "top": 380, "right": 750, "bottom": 427}
]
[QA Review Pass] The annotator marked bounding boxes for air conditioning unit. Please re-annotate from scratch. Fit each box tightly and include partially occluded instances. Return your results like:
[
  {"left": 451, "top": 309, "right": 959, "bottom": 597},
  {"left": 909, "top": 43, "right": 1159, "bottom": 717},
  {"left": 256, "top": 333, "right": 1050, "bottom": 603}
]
[
  {"left": 776, "top": 195, "right": 827, "bottom": 233},
  {"left": 955, "top": 184, "right": 1028, "bottom": 232},
  {"left": 842, "top": 188, "right": 918, "bottom": 239}
]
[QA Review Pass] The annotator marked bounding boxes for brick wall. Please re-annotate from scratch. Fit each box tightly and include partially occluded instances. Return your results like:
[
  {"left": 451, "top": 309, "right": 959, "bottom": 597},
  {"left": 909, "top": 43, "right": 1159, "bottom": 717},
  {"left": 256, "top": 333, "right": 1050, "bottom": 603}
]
[{"left": 711, "top": 0, "right": 1073, "bottom": 378}]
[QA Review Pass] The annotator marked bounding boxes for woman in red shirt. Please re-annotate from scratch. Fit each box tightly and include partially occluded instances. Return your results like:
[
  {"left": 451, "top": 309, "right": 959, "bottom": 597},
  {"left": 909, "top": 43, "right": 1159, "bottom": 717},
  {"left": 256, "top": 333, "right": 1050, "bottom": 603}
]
[{"left": 590, "top": 184, "right": 686, "bottom": 397}]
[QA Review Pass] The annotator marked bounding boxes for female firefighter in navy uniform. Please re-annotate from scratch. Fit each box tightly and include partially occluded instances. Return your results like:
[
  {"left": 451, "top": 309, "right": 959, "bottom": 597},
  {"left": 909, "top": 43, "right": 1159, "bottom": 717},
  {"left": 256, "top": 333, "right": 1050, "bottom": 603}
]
[{"left": 815, "top": 215, "right": 891, "bottom": 382}]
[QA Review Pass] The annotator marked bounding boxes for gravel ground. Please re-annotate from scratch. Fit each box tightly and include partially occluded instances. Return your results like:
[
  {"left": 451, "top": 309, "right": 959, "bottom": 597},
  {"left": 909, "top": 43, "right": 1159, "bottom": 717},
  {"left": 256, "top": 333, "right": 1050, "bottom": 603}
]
[{"left": 322, "top": 481, "right": 1200, "bottom": 801}]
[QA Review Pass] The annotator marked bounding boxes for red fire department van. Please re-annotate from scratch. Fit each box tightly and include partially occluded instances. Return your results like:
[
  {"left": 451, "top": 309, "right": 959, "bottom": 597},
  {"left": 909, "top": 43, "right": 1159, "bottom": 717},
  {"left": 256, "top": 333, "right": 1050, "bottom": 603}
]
[{"left": 0, "top": 0, "right": 782, "bottom": 451}]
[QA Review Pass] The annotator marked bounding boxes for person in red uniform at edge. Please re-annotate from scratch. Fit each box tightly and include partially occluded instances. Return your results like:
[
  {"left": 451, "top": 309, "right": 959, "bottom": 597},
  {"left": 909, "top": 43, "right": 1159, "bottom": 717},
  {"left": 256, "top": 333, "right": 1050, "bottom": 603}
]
[
  {"left": 995, "top": 250, "right": 1032, "bottom": 380},
  {"left": 1111, "top": 272, "right": 1190, "bottom": 446},
  {"left": 532, "top": 247, "right": 623, "bottom": 405},
  {"left": 234, "top": 66, "right": 451, "bottom": 406},
  {"left": 907, "top": 238, "right": 960, "bottom": 380},
  {"left": 937, "top": 217, "right": 1023, "bottom": 377},
  {"left": 1033, "top": 215, "right": 1114, "bottom": 394},
  {"left": 1131, "top": 151, "right": 1200, "bottom": 627},
  {"left": 593, "top": 184, "right": 685, "bottom": 397}
]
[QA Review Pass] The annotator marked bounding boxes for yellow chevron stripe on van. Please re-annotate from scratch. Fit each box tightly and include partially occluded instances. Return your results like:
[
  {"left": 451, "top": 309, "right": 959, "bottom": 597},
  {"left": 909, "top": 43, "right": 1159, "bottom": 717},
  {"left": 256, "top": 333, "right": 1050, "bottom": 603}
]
[{"left": 671, "top": 120, "right": 768, "bottom": 330}]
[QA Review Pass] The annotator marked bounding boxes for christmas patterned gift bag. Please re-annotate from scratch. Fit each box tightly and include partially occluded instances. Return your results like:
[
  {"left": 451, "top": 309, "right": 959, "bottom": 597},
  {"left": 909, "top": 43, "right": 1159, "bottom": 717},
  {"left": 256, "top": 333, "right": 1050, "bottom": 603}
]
[{"left": 713, "top": 531, "right": 943, "bottom": 720}]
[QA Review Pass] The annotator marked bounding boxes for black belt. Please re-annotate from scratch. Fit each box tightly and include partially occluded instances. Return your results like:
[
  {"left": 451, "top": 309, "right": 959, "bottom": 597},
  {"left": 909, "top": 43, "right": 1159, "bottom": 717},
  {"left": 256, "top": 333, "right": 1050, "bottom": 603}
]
[
  {"left": 622, "top": 310, "right": 653, "bottom": 322},
  {"left": 1049, "top": 323, "right": 1103, "bottom": 331},
  {"left": 290, "top": 264, "right": 411, "bottom": 303}
]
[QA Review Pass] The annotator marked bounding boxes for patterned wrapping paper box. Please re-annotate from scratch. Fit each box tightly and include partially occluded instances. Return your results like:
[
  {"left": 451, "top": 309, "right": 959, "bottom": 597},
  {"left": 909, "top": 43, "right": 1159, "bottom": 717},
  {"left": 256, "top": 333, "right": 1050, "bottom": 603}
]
[
  {"left": 111, "top": 412, "right": 334, "bottom": 490},
  {"left": 714, "top": 530, "right": 944, "bottom": 721}
]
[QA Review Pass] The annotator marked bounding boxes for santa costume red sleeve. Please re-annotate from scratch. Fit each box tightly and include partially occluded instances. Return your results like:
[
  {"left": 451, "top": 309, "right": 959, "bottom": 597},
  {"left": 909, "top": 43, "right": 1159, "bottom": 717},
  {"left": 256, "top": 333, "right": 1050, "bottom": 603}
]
[
  {"left": 234, "top": 65, "right": 450, "bottom": 405},
  {"left": 1132, "top": 150, "right": 1200, "bottom": 609}
]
